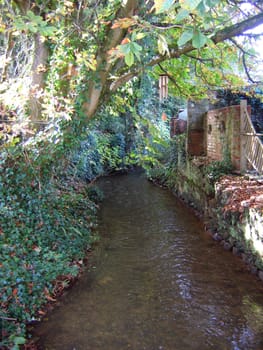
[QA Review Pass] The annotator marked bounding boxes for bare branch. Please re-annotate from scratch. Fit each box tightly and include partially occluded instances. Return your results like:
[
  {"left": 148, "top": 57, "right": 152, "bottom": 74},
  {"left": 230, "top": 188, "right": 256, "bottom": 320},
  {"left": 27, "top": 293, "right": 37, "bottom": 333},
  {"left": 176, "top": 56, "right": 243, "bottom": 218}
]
[
  {"left": 158, "top": 64, "right": 184, "bottom": 95},
  {"left": 184, "top": 54, "right": 214, "bottom": 63},
  {"left": 229, "top": 38, "right": 257, "bottom": 56},
  {"left": 242, "top": 54, "right": 261, "bottom": 83}
]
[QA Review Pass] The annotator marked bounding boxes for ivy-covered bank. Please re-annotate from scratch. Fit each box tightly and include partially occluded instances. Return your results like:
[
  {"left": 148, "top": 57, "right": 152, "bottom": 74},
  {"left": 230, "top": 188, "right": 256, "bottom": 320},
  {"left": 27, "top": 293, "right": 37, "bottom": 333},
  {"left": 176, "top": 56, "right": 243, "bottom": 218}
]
[
  {"left": 148, "top": 136, "right": 263, "bottom": 282},
  {"left": 0, "top": 110, "right": 130, "bottom": 349}
]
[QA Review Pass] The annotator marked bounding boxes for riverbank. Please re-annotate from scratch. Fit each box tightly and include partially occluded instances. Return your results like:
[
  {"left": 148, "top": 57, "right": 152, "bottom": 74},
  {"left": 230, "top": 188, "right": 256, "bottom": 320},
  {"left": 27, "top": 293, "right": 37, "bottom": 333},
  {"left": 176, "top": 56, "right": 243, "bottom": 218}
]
[
  {"left": 172, "top": 158, "right": 263, "bottom": 281},
  {"left": 162, "top": 156, "right": 263, "bottom": 282},
  {"left": 0, "top": 173, "right": 102, "bottom": 349}
]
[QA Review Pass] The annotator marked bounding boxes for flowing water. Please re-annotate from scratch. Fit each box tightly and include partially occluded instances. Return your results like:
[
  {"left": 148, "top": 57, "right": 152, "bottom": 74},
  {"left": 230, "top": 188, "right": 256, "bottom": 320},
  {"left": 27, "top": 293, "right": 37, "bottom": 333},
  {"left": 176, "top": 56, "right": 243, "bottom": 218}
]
[{"left": 33, "top": 172, "right": 263, "bottom": 350}]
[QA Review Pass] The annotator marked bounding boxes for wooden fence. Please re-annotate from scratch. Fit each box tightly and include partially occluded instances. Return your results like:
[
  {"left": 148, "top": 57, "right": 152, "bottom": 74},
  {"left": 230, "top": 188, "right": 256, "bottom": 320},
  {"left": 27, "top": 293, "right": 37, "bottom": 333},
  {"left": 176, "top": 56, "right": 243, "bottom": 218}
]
[{"left": 240, "top": 100, "right": 263, "bottom": 175}]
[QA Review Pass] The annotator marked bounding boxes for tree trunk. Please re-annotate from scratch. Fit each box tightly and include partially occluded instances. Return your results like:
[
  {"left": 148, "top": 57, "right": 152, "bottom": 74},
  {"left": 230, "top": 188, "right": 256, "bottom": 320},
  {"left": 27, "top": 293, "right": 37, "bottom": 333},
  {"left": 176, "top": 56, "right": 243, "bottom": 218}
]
[
  {"left": 13, "top": 0, "right": 50, "bottom": 122},
  {"left": 82, "top": 0, "right": 138, "bottom": 119},
  {"left": 29, "top": 33, "right": 49, "bottom": 123},
  {"left": 1, "top": 31, "right": 14, "bottom": 82}
]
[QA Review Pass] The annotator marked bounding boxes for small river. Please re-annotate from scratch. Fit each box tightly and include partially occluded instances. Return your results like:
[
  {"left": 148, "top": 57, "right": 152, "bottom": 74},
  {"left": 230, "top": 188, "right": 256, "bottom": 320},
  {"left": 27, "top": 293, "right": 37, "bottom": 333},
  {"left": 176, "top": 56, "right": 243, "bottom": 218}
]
[{"left": 33, "top": 172, "right": 263, "bottom": 350}]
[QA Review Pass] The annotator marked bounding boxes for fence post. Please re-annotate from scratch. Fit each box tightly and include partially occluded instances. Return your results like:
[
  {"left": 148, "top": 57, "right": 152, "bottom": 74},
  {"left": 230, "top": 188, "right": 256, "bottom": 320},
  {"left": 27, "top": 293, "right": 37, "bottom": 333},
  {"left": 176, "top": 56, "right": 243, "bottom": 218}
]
[{"left": 240, "top": 99, "right": 247, "bottom": 173}]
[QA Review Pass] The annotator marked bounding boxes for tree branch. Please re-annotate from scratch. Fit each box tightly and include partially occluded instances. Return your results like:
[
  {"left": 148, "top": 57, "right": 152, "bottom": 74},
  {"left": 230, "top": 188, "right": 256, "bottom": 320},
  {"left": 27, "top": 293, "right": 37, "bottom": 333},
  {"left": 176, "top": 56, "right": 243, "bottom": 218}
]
[
  {"left": 184, "top": 54, "right": 214, "bottom": 63},
  {"left": 229, "top": 38, "right": 256, "bottom": 56},
  {"left": 212, "top": 11, "right": 263, "bottom": 44},
  {"left": 158, "top": 63, "right": 184, "bottom": 95},
  {"left": 110, "top": 11, "right": 263, "bottom": 92},
  {"left": 242, "top": 54, "right": 261, "bottom": 84},
  {"left": 83, "top": 0, "right": 139, "bottom": 118}
]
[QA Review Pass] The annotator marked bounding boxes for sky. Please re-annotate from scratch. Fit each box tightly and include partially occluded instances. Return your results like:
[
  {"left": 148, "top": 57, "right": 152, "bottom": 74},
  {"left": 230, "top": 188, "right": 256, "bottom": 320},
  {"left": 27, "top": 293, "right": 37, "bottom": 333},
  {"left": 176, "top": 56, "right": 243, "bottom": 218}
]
[
  {"left": 250, "top": 23, "right": 263, "bottom": 59},
  {"left": 242, "top": 22, "right": 263, "bottom": 81}
]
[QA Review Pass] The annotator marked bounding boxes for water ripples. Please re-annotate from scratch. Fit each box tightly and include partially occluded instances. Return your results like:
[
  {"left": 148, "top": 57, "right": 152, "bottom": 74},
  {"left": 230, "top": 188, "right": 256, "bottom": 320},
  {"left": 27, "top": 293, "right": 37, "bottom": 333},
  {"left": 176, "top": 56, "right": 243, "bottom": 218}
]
[{"left": 33, "top": 173, "right": 263, "bottom": 350}]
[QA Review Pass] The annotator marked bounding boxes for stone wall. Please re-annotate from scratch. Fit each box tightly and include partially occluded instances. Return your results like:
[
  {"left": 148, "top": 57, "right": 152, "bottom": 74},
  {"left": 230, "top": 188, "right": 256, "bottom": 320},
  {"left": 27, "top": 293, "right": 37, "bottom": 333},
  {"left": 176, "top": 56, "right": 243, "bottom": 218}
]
[
  {"left": 173, "top": 158, "right": 213, "bottom": 214},
  {"left": 212, "top": 178, "right": 263, "bottom": 275},
  {"left": 171, "top": 157, "right": 263, "bottom": 281}
]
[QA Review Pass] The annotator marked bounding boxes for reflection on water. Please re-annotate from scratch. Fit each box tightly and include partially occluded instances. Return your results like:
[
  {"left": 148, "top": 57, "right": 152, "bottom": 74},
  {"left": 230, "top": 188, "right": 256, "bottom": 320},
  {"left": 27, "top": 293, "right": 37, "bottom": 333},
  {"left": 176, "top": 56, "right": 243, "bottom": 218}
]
[{"left": 33, "top": 172, "right": 263, "bottom": 350}]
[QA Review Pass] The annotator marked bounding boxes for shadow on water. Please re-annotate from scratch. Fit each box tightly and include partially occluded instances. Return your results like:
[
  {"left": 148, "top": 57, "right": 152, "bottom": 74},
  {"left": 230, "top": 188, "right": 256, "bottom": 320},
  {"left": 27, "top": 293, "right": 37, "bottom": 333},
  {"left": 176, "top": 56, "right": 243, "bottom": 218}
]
[{"left": 33, "top": 172, "right": 263, "bottom": 350}]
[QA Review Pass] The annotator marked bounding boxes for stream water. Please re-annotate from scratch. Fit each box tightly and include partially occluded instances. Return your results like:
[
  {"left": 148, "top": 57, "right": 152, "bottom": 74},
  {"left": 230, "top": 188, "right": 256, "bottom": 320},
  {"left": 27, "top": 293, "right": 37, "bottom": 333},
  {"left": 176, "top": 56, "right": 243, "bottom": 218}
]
[{"left": 33, "top": 172, "right": 263, "bottom": 350}]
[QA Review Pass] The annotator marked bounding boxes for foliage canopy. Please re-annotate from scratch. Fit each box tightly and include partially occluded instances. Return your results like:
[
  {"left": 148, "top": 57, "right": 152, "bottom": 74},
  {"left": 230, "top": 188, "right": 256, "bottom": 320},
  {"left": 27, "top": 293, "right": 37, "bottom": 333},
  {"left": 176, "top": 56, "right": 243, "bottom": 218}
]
[{"left": 1, "top": 0, "right": 263, "bottom": 123}]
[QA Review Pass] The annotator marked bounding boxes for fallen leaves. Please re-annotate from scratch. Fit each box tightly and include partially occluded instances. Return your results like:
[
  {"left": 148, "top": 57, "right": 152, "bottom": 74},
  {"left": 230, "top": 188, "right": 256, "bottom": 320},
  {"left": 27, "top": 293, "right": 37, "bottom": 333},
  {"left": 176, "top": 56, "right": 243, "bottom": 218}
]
[{"left": 216, "top": 175, "right": 263, "bottom": 213}]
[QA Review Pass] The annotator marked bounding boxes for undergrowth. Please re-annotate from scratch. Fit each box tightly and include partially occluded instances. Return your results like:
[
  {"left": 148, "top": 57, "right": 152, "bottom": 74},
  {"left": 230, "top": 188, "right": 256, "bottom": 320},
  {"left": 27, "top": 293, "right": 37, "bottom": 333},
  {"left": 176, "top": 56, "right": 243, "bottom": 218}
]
[
  {"left": 0, "top": 113, "right": 127, "bottom": 348},
  {"left": 0, "top": 144, "right": 100, "bottom": 349},
  {"left": 204, "top": 147, "right": 233, "bottom": 184},
  {"left": 146, "top": 135, "right": 186, "bottom": 188}
]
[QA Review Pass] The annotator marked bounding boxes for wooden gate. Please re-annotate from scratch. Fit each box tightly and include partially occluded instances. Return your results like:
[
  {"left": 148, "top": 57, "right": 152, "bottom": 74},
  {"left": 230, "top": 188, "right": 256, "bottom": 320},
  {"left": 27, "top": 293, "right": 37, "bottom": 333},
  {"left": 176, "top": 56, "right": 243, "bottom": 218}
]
[{"left": 240, "top": 100, "right": 263, "bottom": 175}]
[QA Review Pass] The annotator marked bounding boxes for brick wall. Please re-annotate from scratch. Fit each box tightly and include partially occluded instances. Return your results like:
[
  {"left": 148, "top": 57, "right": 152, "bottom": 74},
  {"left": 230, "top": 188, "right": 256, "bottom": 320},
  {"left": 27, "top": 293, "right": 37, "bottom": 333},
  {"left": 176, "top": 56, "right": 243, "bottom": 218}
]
[
  {"left": 170, "top": 117, "right": 187, "bottom": 137},
  {"left": 205, "top": 105, "right": 251, "bottom": 171},
  {"left": 187, "top": 99, "right": 210, "bottom": 156}
]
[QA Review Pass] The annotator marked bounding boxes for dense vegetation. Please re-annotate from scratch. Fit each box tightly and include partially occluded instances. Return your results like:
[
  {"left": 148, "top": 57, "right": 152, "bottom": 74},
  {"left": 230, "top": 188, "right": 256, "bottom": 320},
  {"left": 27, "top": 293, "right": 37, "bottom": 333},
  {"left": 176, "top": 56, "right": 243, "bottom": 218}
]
[{"left": 1, "top": 0, "right": 263, "bottom": 347}]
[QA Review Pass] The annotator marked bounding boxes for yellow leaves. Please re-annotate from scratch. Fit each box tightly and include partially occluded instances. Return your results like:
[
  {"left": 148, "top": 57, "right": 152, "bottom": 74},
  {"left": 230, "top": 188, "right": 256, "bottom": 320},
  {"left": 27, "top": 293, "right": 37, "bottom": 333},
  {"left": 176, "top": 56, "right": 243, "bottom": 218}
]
[
  {"left": 158, "top": 34, "right": 169, "bottom": 55},
  {"left": 76, "top": 52, "right": 97, "bottom": 71},
  {"left": 111, "top": 17, "right": 137, "bottom": 29},
  {"left": 46, "top": 13, "right": 60, "bottom": 24},
  {"left": 0, "top": 22, "right": 6, "bottom": 33},
  {"left": 85, "top": 57, "right": 97, "bottom": 71}
]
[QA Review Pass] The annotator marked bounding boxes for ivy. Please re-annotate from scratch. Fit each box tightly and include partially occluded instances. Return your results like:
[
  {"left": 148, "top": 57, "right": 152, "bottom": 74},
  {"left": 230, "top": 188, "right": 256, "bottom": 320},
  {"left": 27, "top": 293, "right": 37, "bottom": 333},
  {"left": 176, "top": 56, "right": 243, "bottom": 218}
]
[
  {"left": 14, "top": 11, "right": 57, "bottom": 36},
  {"left": 0, "top": 106, "right": 134, "bottom": 347}
]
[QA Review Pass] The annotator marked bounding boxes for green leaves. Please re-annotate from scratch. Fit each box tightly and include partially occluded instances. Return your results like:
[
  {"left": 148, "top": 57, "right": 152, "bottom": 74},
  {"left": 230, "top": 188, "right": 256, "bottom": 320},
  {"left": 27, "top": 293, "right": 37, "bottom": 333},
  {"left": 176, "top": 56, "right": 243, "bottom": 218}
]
[
  {"left": 178, "top": 29, "right": 193, "bottom": 46},
  {"left": 125, "top": 51, "right": 134, "bottom": 66},
  {"left": 192, "top": 30, "right": 207, "bottom": 48},
  {"left": 175, "top": 9, "right": 190, "bottom": 22},
  {"left": 178, "top": 29, "right": 207, "bottom": 48},
  {"left": 183, "top": 0, "right": 202, "bottom": 10},
  {"left": 153, "top": 0, "right": 175, "bottom": 14},
  {"left": 10, "top": 336, "right": 26, "bottom": 350},
  {"left": 14, "top": 11, "right": 57, "bottom": 36},
  {"left": 119, "top": 40, "right": 142, "bottom": 67}
]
